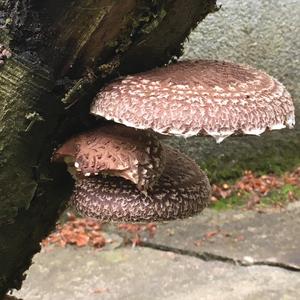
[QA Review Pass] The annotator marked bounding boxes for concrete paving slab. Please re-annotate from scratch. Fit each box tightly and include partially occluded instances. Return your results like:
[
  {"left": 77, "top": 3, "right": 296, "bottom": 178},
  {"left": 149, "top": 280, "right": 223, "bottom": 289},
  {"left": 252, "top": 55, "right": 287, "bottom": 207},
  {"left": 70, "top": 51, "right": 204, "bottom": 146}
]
[
  {"left": 14, "top": 246, "right": 300, "bottom": 300},
  {"left": 122, "top": 203, "right": 300, "bottom": 269}
]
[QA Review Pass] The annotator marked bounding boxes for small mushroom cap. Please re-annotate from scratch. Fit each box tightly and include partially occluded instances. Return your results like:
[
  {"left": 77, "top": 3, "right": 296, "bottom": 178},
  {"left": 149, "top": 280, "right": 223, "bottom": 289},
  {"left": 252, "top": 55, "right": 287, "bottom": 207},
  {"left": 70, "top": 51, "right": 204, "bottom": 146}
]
[
  {"left": 91, "top": 60, "right": 295, "bottom": 143},
  {"left": 70, "top": 145, "right": 211, "bottom": 222},
  {"left": 52, "top": 124, "right": 166, "bottom": 192}
]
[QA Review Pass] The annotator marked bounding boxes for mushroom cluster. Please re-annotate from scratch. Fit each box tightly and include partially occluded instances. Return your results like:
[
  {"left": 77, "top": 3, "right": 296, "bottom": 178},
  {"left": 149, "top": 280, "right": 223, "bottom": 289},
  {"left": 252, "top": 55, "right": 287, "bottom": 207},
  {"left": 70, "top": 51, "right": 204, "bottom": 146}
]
[{"left": 53, "top": 60, "right": 295, "bottom": 222}]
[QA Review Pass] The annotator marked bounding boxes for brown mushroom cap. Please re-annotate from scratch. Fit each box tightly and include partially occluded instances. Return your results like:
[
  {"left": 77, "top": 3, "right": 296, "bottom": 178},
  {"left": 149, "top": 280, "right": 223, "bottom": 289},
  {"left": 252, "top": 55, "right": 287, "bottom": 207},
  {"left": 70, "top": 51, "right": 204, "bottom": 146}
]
[
  {"left": 52, "top": 124, "right": 166, "bottom": 192},
  {"left": 70, "top": 145, "right": 211, "bottom": 222},
  {"left": 91, "top": 60, "right": 295, "bottom": 143}
]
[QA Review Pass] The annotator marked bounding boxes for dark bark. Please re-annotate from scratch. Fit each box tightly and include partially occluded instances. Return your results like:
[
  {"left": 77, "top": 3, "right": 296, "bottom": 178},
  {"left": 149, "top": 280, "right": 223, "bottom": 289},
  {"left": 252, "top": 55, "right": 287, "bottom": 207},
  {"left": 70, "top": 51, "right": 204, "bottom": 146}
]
[{"left": 0, "top": 0, "right": 216, "bottom": 295}]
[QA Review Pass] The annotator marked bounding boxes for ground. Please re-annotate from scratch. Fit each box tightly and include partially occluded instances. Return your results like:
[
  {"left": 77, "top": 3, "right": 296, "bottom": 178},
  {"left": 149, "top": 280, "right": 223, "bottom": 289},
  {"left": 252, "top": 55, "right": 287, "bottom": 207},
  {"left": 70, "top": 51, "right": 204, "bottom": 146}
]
[{"left": 13, "top": 198, "right": 300, "bottom": 300}]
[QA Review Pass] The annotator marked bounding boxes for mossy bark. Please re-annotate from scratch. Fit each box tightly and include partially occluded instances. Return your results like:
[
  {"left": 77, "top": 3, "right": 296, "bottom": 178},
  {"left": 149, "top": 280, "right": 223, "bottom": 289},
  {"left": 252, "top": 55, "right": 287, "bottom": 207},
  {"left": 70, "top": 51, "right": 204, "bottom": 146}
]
[{"left": 0, "top": 0, "right": 216, "bottom": 295}]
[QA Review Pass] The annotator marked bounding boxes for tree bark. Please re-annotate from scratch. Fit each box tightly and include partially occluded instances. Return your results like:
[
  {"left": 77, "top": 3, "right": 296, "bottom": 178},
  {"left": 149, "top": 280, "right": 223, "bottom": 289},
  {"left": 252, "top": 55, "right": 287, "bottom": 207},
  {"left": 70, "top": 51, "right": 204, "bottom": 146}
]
[{"left": 0, "top": 0, "right": 216, "bottom": 295}]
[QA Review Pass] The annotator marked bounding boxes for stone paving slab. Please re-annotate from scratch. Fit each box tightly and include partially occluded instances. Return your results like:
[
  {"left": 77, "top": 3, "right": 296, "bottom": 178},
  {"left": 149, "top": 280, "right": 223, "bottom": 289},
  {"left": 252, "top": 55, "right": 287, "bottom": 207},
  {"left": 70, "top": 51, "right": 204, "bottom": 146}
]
[
  {"left": 14, "top": 246, "right": 300, "bottom": 300},
  {"left": 131, "top": 202, "right": 300, "bottom": 269}
]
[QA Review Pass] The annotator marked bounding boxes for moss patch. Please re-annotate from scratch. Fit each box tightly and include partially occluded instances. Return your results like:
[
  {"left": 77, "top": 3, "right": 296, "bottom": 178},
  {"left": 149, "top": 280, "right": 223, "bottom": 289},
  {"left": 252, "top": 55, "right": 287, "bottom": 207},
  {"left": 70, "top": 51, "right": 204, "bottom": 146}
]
[
  {"left": 168, "top": 130, "right": 300, "bottom": 183},
  {"left": 259, "top": 184, "right": 300, "bottom": 207},
  {"left": 211, "top": 184, "right": 300, "bottom": 211},
  {"left": 211, "top": 193, "right": 249, "bottom": 211}
]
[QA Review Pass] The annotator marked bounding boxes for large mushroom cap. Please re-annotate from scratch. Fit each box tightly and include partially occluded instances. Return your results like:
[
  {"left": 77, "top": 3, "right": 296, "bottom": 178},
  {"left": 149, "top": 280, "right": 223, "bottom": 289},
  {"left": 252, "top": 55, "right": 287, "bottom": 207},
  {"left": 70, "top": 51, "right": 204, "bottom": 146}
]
[
  {"left": 91, "top": 60, "right": 295, "bottom": 143},
  {"left": 52, "top": 124, "right": 166, "bottom": 192},
  {"left": 70, "top": 145, "right": 211, "bottom": 222}
]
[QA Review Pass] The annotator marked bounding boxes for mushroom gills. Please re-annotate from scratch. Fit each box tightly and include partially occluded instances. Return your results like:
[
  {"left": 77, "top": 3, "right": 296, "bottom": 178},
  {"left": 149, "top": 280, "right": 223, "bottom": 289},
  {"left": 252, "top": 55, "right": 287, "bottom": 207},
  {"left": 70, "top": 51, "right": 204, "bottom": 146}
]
[{"left": 70, "top": 145, "right": 211, "bottom": 222}]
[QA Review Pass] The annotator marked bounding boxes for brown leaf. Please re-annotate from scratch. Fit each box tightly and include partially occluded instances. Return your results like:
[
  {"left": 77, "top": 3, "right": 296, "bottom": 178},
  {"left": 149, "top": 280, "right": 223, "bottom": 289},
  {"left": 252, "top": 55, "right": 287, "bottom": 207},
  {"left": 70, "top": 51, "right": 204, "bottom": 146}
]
[
  {"left": 204, "top": 230, "right": 219, "bottom": 239},
  {"left": 246, "top": 194, "right": 261, "bottom": 210},
  {"left": 93, "top": 287, "right": 109, "bottom": 294},
  {"left": 42, "top": 217, "right": 106, "bottom": 249}
]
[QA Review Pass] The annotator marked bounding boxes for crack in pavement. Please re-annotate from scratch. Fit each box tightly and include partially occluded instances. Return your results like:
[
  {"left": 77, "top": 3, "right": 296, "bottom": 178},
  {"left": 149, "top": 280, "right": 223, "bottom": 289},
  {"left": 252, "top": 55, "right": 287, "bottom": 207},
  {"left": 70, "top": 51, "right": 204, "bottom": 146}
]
[{"left": 139, "top": 241, "right": 300, "bottom": 272}]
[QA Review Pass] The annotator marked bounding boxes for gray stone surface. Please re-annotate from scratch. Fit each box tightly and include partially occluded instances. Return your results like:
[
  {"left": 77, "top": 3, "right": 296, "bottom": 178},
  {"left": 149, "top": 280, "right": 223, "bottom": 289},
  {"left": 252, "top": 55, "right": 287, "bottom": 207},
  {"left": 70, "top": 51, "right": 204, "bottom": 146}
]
[
  {"left": 14, "top": 203, "right": 300, "bottom": 300},
  {"left": 14, "top": 247, "right": 300, "bottom": 300},
  {"left": 171, "top": 0, "right": 300, "bottom": 179},
  {"left": 137, "top": 202, "right": 300, "bottom": 269}
]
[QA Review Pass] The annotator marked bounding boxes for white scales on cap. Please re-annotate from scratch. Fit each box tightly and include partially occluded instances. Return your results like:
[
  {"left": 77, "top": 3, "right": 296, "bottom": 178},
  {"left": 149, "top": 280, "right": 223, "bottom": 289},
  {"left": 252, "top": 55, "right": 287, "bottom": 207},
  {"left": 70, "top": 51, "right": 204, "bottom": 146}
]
[
  {"left": 52, "top": 124, "right": 166, "bottom": 192},
  {"left": 91, "top": 60, "right": 295, "bottom": 143}
]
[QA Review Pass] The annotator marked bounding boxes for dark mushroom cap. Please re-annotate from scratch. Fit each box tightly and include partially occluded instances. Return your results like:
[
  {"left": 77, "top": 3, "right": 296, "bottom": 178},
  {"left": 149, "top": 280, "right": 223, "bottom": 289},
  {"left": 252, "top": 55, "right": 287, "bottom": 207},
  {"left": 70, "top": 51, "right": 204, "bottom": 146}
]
[
  {"left": 91, "top": 60, "right": 295, "bottom": 143},
  {"left": 70, "top": 145, "right": 211, "bottom": 222},
  {"left": 52, "top": 124, "right": 166, "bottom": 192}
]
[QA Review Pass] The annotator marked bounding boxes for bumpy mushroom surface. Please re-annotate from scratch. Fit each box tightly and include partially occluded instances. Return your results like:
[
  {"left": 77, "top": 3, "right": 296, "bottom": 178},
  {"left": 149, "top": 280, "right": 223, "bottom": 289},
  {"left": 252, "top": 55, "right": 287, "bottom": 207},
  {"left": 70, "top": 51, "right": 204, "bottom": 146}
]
[
  {"left": 70, "top": 145, "right": 211, "bottom": 222},
  {"left": 91, "top": 60, "right": 295, "bottom": 143},
  {"left": 52, "top": 124, "right": 166, "bottom": 192}
]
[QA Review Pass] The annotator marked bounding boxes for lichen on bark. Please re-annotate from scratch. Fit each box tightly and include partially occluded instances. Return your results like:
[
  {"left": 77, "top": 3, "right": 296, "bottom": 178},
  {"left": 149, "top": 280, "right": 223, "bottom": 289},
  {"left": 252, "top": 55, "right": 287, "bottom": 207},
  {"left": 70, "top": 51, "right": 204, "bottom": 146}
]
[
  {"left": 0, "top": 56, "right": 52, "bottom": 221},
  {"left": 0, "top": 0, "right": 216, "bottom": 296}
]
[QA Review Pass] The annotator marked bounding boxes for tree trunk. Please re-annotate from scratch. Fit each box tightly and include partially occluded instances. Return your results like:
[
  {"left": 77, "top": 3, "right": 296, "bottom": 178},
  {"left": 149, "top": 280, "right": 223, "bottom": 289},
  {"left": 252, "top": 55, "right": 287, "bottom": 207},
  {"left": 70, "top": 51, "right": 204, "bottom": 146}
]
[{"left": 0, "top": 0, "right": 217, "bottom": 295}]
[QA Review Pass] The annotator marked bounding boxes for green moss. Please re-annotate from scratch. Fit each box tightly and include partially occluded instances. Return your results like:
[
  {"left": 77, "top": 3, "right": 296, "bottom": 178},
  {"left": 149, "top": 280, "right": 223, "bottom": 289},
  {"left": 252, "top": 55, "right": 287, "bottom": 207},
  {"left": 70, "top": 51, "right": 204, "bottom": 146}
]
[
  {"left": 210, "top": 184, "right": 300, "bottom": 211},
  {"left": 168, "top": 130, "right": 300, "bottom": 183},
  {"left": 259, "top": 185, "right": 300, "bottom": 207},
  {"left": 204, "top": 149, "right": 300, "bottom": 183},
  {"left": 210, "top": 193, "right": 249, "bottom": 211},
  {"left": 0, "top": 57, "right": 52, "bottom": 221}
]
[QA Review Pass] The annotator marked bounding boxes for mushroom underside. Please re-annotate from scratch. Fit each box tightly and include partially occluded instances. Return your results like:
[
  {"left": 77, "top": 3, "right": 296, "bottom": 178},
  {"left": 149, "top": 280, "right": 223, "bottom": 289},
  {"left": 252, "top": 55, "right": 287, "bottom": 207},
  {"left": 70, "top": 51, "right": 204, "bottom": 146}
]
[{"left": 70, "top": 145, "right": 211, "bottom": 222}]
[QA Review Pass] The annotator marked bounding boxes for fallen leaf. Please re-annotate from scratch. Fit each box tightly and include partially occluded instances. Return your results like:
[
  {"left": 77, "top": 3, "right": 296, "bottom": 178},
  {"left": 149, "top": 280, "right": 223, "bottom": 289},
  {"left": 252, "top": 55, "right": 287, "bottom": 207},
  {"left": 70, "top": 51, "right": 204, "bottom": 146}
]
[
  {"left": 93, "top": 287, "right": 109, "bottom": 294},
  {"left": 42, "top": 214, "right": 106, "bottom": 249}
]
